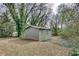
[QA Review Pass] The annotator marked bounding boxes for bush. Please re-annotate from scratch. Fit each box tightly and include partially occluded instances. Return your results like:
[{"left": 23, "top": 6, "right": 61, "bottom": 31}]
[
  {"left": 0, "top": 22, "right": 14, "bottom": 37},
  {"left": 72, "top": 48, "right": 79, "bottom": 56},
  {"left": 59, "top": 25, "right": 79, "bottom": 52},
  {"left": 59, "top": 27, "right": 76, "bottom": 39}
]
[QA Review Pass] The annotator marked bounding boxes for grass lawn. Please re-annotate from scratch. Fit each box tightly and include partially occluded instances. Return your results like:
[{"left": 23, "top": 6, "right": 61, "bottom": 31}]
[{"left": 0, "top": 37, "right": 72, "bottom": 56}]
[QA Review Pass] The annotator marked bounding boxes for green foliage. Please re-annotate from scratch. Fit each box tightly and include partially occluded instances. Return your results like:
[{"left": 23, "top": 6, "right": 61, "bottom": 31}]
[
  {"left": 0, "top": 22, "right": 14, "bottom": 37},
  {"left": 72, "top": 48, "right": 79, "bottom": 56},
  {"left": 59, "top": 6, "right": 77, "bottom": 30},
  {"left": 59, "top": 24, "right": 79, "bottom": 56},
  {"left": 4, "top": 3, "right": 47, "bottom": 37},
  {"left": 51, "top": 15, "right": 59, "bottom": 36},
  {"left": 0, "top": 9, "right": 14, "bottom": 37},
  {"left": 59, "top": 27, "right": 75, "bottom": 39},
  {"left": 4, "top": 3, "right": 21, "bottom": 37},
  {"left": 58, "top": 4, "right": 79, "bottom": 50},
  {"left": 51, "top": 24, "right": 59, "bottom": 36},
  {"left": 4, "top": 3, "right": 29, "bottom": 37}
]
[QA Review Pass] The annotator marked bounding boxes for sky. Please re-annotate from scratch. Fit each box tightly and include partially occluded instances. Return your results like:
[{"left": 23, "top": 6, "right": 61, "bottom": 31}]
[{"left": 52, "top": 3, "right": 61, "bottom": 14}]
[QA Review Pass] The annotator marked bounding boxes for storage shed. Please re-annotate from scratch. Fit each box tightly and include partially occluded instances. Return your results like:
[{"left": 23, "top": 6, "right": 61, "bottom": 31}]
[{"left": 21, "top": 25, "right": 51, "bottom": 41}]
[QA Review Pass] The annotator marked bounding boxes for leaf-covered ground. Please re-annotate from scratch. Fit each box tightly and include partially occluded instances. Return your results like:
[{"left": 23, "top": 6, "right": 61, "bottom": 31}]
[{"left": 0, "top": 37, "right": 72, "bottom": 56}]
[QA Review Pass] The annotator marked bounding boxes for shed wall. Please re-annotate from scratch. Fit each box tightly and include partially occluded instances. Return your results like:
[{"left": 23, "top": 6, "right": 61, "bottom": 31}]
[
  {"left": 39, "top": 30, "right": 51, "bottom": 41},
  {"left": 21, "top": 28, "right": 39, "bottom": 40}
]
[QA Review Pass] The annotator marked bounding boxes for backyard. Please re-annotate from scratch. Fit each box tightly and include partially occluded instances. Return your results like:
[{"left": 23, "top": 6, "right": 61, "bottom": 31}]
[{"left": 0, "top": 3, "right": 79, "bottom": 56}]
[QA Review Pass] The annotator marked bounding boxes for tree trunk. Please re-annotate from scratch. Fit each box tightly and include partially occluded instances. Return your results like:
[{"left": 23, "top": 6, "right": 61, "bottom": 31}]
[
  {"left": 15, "top": 21, "right": 22, "bottom": 37},
  {"left": 61, "top": 20, "right": 63, "bottom": 30}
]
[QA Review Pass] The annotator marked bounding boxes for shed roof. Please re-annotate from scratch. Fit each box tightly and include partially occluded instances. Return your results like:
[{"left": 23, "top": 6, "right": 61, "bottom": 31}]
[{"left": 25, "top": 24, "right": 50, "bottom": 30}]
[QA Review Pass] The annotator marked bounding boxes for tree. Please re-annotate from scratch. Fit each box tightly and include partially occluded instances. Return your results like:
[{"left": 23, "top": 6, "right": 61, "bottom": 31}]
[
  {"left": 57, "top": 3, "right": 78, "bottom": 30},
  {"left": 0, "top": 10, "right": 14, "bottom": 37},
  {"left": 27, "top": 3, "right": 52, "bottom": 27},
  {"left": 51, "top": 14, "right": 59, "bottom": 36},
  {"left": 58, "top": 3, "right": 79, "bottom": 51},
  {"left": 3, "top": 3, "right": 52, "bottom": 37},
  {"left": 3, "top": 3, "right": 36, "bottom": 37}
]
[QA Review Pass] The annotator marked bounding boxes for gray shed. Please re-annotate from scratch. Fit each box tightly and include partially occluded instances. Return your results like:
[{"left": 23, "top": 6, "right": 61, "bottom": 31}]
[{"left": 21, "top": 25, "right": 51, "bottom": 41}]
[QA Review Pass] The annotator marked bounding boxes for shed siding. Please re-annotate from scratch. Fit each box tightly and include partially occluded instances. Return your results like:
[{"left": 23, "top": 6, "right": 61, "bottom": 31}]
[
  {"left": 39, "top": 30, "right": 51, "bottom": 41},
  {"left": 21, "top": 28, "right": 39, "bottom": 40}
]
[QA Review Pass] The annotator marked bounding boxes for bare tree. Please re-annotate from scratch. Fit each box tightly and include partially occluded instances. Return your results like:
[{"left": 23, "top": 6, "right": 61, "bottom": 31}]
[{"left": 3, "top": 3, "right": 52, "bottom": 37}]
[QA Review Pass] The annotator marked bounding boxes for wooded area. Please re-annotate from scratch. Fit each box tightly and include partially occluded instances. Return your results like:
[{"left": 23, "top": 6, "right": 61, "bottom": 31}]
[{"left": 0, "top": 3, "right": 79, "bottom": 56}]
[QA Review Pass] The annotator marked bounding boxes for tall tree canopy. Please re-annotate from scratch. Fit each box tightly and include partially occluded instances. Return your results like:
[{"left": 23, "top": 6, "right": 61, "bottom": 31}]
[{"left": 2, "top": 3, "right": 52, "bottom": 37}]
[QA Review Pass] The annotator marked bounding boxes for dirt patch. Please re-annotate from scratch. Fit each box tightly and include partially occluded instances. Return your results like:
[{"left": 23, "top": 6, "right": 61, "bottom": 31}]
[{"left": 0, "top": 37, "right": 72, "bottom": 56}]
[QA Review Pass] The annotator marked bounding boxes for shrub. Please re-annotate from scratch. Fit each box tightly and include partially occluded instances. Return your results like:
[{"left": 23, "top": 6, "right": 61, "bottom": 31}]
[
  {"left": 59, "top": 27, "right": 76, "bottom": 39},
  {"left": 72, "top": 48, "right": 79, "bottom": 56},
  {"left": 0, "top": 22, "right": 14, "bottom": 37},
  {"left": 59, "top": 26, "right": 79, "bottom": 56}
]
